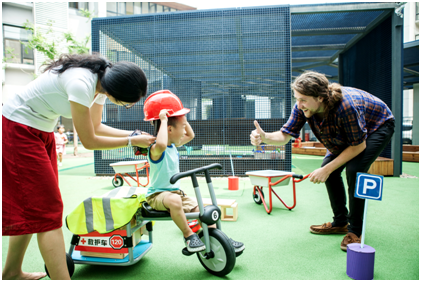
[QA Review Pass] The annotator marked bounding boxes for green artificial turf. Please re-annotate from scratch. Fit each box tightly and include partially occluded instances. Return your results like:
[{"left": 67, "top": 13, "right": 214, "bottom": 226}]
[{"left": 2, "top": 155, "right": 419, "bottom": 280}]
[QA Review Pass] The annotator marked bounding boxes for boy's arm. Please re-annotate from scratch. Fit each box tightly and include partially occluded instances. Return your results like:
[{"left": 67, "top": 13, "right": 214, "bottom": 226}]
[
  {"left": 178, "top": 120, "right": 195, "bottom": 147},
  {"left": 150, "top": 110, "right": 169, "bottom": 161}
]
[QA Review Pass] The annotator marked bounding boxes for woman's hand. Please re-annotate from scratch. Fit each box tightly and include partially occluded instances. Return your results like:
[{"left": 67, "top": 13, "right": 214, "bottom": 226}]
[
  {"left": 309, "top": 167, "right": 331, "bottom": 184},
  {"left": 131, "top": 134, "right": 156, "bottom": 148}
]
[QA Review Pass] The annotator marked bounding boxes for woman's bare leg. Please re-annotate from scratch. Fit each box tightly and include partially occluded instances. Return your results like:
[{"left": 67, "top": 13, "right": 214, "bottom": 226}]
[
  {"left": 2, "top": 234, "right": 47, "bottom": 280},
  {"left": 37, "top": 228, "right": 70, "bottom": 280}
]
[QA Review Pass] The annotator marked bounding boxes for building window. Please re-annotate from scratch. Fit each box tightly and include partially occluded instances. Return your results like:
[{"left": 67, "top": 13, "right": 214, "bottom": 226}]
[
  {"left": 3, "top": 25, "right": 34, "bottom": 65},
  {"left": 106, "top": 2, "right": 117, "bottom": 16},
  {"left": 106, "top": 2, "right": 130, "bottom": 16},
  {"left": 416, "top": 2, "right": 419, "bottom": 21},
  {"left": 69, "top": 2, "right": 89, "bottom": 11},
  {"left": 106, "top": 2, "right": 179, "bottom": 17},
  {"left": 118, "top": 2, "right": 126, "bottom": 15},
  {"left": 134, "top": 2, "right": 141, "bottom": 14},
  {"left": 126, "top": 2, "right": 133, "bottom": 15},
  {"left": 142, "top": 2, "right": 149, "bottom": 14}
]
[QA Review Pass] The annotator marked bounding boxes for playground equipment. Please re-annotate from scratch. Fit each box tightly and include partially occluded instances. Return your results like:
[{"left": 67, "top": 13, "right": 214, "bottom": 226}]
[
  {"left": 246, "top": 170, "right": 310, "bottom": 214},
  {"left": 49, "top": 163, "right": 241, "bottom": 278},
  {"left": 109, "top": 160, "right": 150, "bottom": 187}
]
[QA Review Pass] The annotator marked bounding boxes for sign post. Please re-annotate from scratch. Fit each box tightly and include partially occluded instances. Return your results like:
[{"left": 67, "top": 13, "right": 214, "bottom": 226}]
[
  {"left": 347, "top": 173, "right": 383, "bottom": 280},
  {"left": 356, "top": 173, "right": 383, "bottom": 248}
]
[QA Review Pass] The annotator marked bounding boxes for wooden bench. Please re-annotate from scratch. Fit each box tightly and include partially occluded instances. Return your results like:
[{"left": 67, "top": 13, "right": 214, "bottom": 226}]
[
  {"left": 402, "top": 145, "right": 419, "bottom": 162},
  {"left": 202, "top": 198, "right": 238, "bottom": 222},
  {"left": 292, "top": 142, "right": 394, "bottom": 176}
]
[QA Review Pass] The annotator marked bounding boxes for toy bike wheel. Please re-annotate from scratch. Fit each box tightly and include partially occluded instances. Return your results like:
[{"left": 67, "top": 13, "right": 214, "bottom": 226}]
[
  {"left": 45, "top": 252, "right": 74, "bottom": 278},
  {"left": 253, "top": 186, "right": 264, "bottom": 205},
  {"left": 112, "top": 176, "right": 124, "bottom": 187},
  {"left": 196, "top": 228, "right": 236, "bottom": 277}
]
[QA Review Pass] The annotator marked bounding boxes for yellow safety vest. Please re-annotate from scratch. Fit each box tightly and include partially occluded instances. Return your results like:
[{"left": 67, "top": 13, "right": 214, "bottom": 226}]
[{"left": 66, "top": 186, "right": 147, "bottom": 235}]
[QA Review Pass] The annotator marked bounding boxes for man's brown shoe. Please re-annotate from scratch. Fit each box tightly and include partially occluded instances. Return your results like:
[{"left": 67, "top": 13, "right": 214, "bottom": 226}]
[
  {"left": 309, "top": 222, "right": 348, "bottom": 234},
  {"left": 340, "top": 232, "right": 361, "bottom": 251}
]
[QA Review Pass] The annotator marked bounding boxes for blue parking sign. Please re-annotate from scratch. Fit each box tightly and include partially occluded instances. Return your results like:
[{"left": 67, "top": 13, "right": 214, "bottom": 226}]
[{"left": 355, "top": 173, "right": 383, "bottom": 201}]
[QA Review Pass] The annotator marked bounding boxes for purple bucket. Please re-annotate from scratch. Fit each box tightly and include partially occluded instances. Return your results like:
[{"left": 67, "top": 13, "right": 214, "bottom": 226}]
[{"left": 346, "top": 243, "right": 376, "bottom": 280}]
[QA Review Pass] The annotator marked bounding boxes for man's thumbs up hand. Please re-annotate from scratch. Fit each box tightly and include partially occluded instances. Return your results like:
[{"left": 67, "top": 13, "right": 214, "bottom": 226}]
[
  {"left": 250, "top": 120, "right": 266, "bottom": 146},
  {"left": 254, "top": 120, "right": 264, "bottom": 134}
]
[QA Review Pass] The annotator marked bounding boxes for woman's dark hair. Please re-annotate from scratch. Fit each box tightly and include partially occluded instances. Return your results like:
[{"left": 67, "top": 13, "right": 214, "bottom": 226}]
[
  {"left": 57, "top": 124, "right": 64, "bottom": 130},
  {"left": 291, "top": 71, "right": 343, "bottom": 116},
  {"left": 42, "top": 53, "right": 148, "bottom": 103}
]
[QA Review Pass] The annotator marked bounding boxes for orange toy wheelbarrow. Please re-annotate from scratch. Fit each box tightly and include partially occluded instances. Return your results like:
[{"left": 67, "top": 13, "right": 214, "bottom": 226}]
[
  {"left": 109, "top": 160, "right": 150, "bottom": 188},
  {"left": 246, "top": 170, "right": 310, "bottom": 214}
]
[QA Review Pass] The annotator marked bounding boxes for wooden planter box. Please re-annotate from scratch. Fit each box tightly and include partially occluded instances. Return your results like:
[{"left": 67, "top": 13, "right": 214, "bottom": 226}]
[{"left": 402, "top": 145, "right": 419, "bottom": 162}]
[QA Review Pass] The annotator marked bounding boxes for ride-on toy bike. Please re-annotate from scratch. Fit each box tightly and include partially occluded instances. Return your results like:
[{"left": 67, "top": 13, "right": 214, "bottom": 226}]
[{"left": 48, "top": 163, "right": 242, "bottom": 278}]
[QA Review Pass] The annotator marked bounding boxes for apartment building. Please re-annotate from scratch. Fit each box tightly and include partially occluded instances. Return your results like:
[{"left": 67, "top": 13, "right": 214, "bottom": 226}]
[{"left": 2, "top": 2, "right": 196, "bottom": 104}]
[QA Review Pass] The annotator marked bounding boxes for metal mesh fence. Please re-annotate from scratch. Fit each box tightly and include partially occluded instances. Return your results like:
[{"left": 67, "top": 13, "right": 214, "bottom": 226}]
[{"left": 92, "top": 6, "right": 291, "bottom": 176}]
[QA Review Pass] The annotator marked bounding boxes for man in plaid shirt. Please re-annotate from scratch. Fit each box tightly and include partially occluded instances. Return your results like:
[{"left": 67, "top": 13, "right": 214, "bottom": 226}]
[{"left": 250, "top": 71, "right": 395, "bottom": 251}]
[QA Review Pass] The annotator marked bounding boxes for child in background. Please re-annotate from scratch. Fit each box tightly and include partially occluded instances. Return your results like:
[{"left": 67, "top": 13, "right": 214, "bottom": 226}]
[
  {"left": 143, "top": 90, "right": 245, "bottom": 254},
  {"left": 55, "top": 125, "right": 68, "bottom": 166}
]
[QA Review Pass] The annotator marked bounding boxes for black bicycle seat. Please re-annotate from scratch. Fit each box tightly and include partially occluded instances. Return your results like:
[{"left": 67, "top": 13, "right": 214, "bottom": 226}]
[{"left": 141, "top": 202, "right": 170, "bottom": 218}]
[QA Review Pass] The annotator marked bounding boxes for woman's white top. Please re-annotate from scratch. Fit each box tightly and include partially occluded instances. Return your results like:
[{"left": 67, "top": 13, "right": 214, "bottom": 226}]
[{"left": 2, "top": 67, "right": 107, "bottom": 132}]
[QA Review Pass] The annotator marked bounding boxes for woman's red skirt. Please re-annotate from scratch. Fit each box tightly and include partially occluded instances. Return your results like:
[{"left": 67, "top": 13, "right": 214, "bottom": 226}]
[{"left": 2, "top": 116, "right": 63, "bottom": 235}]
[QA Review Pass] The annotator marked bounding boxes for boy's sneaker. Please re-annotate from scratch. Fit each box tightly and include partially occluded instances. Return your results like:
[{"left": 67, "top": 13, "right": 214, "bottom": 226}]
[
  {"left": 184, "top": 233, "right": 206, "bottom": 253},
  {"left": 230, "top": 238, "right": 245, "bottom": 253}
]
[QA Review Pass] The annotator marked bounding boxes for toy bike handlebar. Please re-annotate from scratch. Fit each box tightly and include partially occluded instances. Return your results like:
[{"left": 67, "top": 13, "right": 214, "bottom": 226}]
[
  {"left": 170, "top": 163, "right": 223, "bottom": 184},
  {"left": 292, "top": 174, "right": 303, "bottom": 179}
]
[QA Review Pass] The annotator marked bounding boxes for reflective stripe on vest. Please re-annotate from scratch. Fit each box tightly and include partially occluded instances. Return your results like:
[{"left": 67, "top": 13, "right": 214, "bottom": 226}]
[{"left": 67, "top": 186, "right": 147, "bottom": 235}]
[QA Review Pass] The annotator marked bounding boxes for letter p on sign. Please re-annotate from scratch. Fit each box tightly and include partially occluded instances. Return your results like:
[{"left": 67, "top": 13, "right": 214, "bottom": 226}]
[
  {"left": 355, "top": 173, "right": 383, "bottom": 201},
  {"left": 363, "top": 179, "right": 377, "bottom": 194}
]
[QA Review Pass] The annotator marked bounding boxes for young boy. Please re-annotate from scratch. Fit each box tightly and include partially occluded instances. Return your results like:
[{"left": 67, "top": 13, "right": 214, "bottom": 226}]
[
  {"left": 55, "top": 124, "right": 68, "bottom": 166},
  {"left": 144, "top": 92, "right": 244, "bottom": 254}
]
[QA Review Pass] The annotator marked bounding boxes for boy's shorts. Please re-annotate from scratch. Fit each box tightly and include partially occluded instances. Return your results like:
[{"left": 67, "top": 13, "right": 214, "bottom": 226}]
[{"left": 146, "top": 190, "right": 198, "bottom": 213}]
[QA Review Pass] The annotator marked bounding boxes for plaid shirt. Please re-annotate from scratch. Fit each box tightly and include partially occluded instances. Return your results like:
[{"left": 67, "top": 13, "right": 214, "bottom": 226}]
[{"left": 281, "top": 87, "right": 395, "bottom": 157}]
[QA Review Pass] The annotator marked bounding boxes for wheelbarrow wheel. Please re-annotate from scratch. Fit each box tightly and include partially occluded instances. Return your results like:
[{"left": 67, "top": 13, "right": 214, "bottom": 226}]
[
  {"left": 112, "top": 175, "right": 124, "bottom": 187},
  {"left": 45, "top": 252, "right": 74, "bottom": 278},
  {"left": 197, "top": 228, "right": 236, "bottom": 277},
  {"left": 253, "top": 187, "right": 264, "bottom": 205}
]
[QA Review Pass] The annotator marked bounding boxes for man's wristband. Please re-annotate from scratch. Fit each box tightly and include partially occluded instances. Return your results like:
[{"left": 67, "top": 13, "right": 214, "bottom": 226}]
[{"left": 127, "top": 136, "right": 132, "bottom": 147}]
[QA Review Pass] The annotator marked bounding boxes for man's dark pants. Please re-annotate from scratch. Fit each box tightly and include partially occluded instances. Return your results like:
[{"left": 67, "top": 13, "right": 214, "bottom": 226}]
[{"left": 321, "top": 120, "right": 395, "bottom": 237}]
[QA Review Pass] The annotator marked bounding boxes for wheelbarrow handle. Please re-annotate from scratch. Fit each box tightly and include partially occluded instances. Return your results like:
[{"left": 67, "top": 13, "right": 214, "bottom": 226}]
[
  {"left": 170, "top": 163, "right": 223, "bottom": 184},
  {"left": 292, "top": 174, "right": 303, "bottom": 179},
  {"left": 293, "top": 173, "right": 311, "bottom": 183}
]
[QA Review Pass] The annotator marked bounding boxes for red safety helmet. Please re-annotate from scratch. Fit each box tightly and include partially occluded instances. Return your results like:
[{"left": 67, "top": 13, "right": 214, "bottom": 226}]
[{"left": 143, "top": 90, "right": 190, "bottom": 121}]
